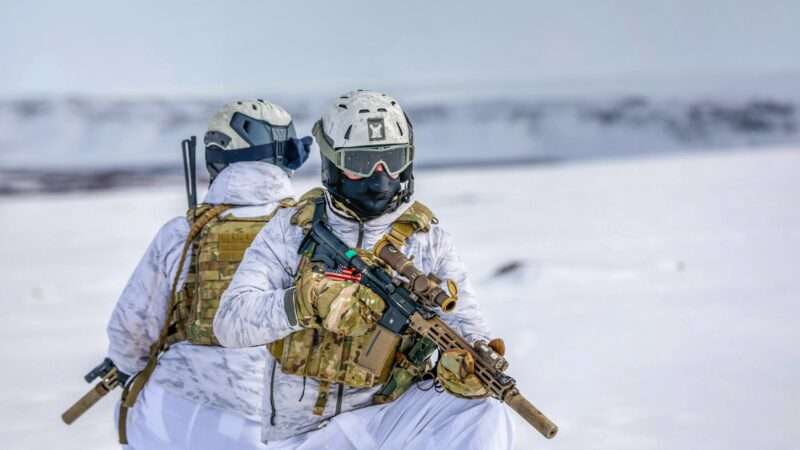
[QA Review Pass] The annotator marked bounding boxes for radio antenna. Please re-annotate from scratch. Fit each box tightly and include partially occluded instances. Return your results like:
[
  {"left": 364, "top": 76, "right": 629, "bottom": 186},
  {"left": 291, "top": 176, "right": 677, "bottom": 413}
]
[{"left": 181, "top": 136, "right": 198, "bottom": 217}]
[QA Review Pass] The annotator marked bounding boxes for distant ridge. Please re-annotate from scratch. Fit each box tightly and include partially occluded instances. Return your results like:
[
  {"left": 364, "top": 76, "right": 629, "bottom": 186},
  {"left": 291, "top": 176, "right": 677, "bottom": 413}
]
[{"left": 1, "top": 90, "right": 798, "bottom": 195}]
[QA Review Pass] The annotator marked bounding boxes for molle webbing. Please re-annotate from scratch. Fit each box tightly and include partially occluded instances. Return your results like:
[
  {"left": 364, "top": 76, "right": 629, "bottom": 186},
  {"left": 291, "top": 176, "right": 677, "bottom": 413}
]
[{"left": 167, "top": 200, "right": 294, "bottom": 346}]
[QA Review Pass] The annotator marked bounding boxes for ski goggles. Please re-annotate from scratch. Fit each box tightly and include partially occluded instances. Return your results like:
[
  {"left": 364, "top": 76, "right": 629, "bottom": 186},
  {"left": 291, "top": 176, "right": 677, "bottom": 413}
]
[{"left": 314, "top": 121, "right": 414, "bottom": 178}]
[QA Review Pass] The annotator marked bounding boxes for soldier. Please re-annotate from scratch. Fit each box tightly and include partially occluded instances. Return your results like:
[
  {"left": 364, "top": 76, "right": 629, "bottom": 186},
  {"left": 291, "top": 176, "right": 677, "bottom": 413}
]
[
  {"left": 214, "top": 91, "right": 514, "bottom": 449},
  {"left": 105, "top": 100, "right": 311, "bottom": 449}
]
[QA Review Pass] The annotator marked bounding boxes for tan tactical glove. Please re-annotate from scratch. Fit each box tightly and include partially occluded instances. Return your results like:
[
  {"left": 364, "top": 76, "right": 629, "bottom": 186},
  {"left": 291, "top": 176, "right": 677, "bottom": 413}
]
[
  {"left": 437, "top": 338, "right": 506, "bottom": 399},
  {"left": 292, "top": 269, "right": 385, "bottom": 337}
]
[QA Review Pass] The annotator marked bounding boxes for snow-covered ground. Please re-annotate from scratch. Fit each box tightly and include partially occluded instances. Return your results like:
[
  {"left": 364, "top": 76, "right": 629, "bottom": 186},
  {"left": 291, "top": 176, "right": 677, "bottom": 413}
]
[{"left": 1, "top": 147, "right": 798, "bottom": 449}]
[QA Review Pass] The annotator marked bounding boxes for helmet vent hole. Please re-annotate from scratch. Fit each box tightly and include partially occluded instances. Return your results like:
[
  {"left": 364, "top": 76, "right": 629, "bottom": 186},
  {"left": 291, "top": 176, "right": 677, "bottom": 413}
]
[
  {"left": 358, "top": 109, "right": 369, "bottom": 113},
  {"left": 252, "top": 104, "right": 258, "bottom": 111},
  {"left": 390, "top": 101, "right": 397, "bottom": 106},
  {"left": 377, "top": 108, "right": 387, "bottom": 112},
  {"left": 237, "top": 101, "right": 243, "bottom": 105},
  {"left": 338, "top": 104, "right": 347, "bottom": 109},
  {"left": 396, "top": 122, "right": 404, "bottom": 136},
  {"left": 258, "top": 98, "right": 264, "bottom": 103},
  {"left": 340, "top": 96, "right": 348, "bottom": 99},
  {"left": 344, "top": 125, "right": 353, "bottom": 140}
]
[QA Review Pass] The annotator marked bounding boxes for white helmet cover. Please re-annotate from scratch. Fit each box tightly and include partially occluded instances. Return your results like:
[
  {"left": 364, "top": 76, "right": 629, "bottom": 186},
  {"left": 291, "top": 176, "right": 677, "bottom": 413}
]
[
  {"left": 314, "top": 90, "right": 414, "bottom": 178},
  {"left": 314, "top": 90, "right": 415, "bottom": 217},
  {"left": 318, "top": 90, "right": 412, "bottom": 149}
]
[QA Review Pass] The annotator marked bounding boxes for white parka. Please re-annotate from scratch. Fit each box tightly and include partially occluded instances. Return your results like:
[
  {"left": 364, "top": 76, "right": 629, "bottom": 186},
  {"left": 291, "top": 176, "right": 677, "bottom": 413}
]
[
  {"left": 214, "top": 192, "right": 492, "bottom": 441},
  {"left": 106, "top": 162, "right": 294, "bottom": 422}
]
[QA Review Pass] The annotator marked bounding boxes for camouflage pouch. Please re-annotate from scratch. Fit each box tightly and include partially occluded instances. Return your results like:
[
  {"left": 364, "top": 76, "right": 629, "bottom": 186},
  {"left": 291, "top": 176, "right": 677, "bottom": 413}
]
[
  {"left": 268, "top": 314, "right": 396, "bottom": 388},
  {"left": 373, "top": 334, "right": 437, "bottom": 404}
]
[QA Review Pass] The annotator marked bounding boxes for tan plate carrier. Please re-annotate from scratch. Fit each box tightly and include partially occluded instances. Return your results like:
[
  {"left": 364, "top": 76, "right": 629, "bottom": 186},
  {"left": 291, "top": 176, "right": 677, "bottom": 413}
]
[
  {"left": 117, "top": 200, "right": 293, "bottom": 444},
  {"left": 268, "top": 190, "right": 440, "bottom": 416}
]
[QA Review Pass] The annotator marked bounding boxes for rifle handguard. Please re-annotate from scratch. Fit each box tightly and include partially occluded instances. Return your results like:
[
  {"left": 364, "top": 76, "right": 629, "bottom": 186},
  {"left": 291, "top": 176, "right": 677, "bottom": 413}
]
[{"left": 374, "top": 240, "right": 457, "bottom": 312}]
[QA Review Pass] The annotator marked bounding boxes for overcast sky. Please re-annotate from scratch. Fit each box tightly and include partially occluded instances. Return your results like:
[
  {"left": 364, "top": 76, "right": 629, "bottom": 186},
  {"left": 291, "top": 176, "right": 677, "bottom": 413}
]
[{"left": 2, "top": 0, "right": 799, "bottom": 97}]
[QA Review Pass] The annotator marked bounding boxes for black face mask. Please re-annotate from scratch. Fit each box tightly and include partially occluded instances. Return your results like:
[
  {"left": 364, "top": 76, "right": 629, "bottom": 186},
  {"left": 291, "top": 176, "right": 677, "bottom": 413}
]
[{"left": 332, "top": 169, "right": 402, "bottom": 220}]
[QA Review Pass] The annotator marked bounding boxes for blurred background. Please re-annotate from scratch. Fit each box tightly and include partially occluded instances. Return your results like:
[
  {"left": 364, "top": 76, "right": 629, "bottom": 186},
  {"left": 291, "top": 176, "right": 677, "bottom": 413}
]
[
  {"left": 1, "top": 1, "right": 798, "bottom": 449},
  {"left": 3, "top": 0, "right": 800, "bottom": 192}
]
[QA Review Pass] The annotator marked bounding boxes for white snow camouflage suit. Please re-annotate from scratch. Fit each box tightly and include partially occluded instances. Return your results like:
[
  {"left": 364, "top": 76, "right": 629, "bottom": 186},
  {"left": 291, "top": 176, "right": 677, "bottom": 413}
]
[
  {"left": 106, "top": 162, "right": 295, "bottom": 449},
  {"left": 213, "top": 191, "right": 514, "bottom": 449}
]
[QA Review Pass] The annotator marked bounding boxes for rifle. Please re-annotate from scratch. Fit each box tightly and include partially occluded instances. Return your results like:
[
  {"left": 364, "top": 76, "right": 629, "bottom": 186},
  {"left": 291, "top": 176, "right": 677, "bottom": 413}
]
[
  {"left": 62, "top": 358, "right": 129, "bottom": 425},
  {"left": 298, "top": 204, "right": 559, "bottom": 439}
]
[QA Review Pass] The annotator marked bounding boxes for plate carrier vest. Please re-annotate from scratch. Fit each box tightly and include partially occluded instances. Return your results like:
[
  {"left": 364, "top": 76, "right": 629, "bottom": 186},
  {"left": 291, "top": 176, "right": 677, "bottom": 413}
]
[
  {"left": 117, "top": 199, "right": 294, "bottom": 444},
  {"left": 267, "top": 189, "right": 441, "bottom": 419}
]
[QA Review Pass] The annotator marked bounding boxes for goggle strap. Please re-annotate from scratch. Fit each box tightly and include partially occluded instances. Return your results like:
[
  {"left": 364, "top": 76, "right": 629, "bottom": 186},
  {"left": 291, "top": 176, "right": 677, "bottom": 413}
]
[
  {"left": 205, "top": 143, "right": 279, "bottom": 164},
  {"left": 313, "top": 121, "right": 344, "bottom": 167},
  {"left": 205, "top": 138, "right": 311, "bottom": 169}
]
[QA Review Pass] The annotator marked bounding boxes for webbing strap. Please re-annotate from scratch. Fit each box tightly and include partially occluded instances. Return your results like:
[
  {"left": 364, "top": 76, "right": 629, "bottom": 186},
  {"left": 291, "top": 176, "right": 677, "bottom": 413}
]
[
  {"left": 312, "top": 196, "right": 327, "bottom": 223},
  {"left": 117, "top": 204, "right": 232, "bottom": 444},
  {"left": 117, "top": 395, "right": 129, "bottom": 443},
  {"left": 383, "top": 222, "right": 417, "bottom": 249},
  {"left": 313, "top": 380, "right": 331, "bottom": 416},
  {"left": 373, "top": 201, "right": 435, "bottom": 254}
]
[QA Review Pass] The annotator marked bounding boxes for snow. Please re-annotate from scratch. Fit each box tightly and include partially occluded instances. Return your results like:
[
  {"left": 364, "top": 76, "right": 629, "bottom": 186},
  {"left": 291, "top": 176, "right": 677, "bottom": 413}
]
[{"left": 1, "top": 147, "right": 798, "bottom": 449}]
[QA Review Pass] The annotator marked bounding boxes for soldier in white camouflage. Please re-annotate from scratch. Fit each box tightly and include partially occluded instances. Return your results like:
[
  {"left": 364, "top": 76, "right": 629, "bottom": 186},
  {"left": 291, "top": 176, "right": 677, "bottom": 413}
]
[
  {"left": 214, "top": 90, "right": 514, "bottom": 449},
  {"left": 105, "top": 100, "right": 311, "bottom": 449}
]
